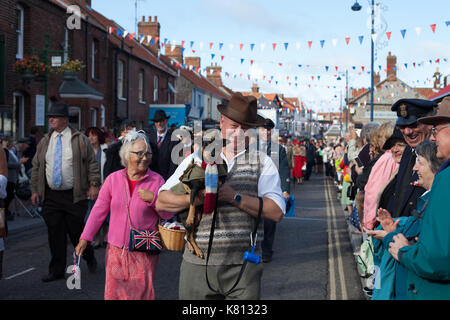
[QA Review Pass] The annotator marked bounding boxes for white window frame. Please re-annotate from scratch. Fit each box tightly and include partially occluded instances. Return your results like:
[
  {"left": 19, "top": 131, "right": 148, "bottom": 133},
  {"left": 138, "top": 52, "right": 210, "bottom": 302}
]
[
  {"left": 69, "top": 106, "right": 81, "bottom": 130},
  {"left": 153, "top": 76, "right": 158, "bottom": 102},
  {"left": 91, "top": 39, "right": 96, "bottom": 79},
  {"left": 117, "top": 60, "right": 124, "bottom": 99},
  {"left": 100, "top": 104, "right": 105, "bottom": 128},
  {"left": 16, "top": 4, "right": 24, "bottom": 59},
  {"left": 13, "top": 91, "right": 24, "bottom": 138},
  {"left": 63, "top": 27, "right": 69, "bottom": 63},
  {"left": 138, "top": 70, "right": 144, "bottom": 103},
  {"left": 90, "top": 107, "right": 97, "bottom": 127}
]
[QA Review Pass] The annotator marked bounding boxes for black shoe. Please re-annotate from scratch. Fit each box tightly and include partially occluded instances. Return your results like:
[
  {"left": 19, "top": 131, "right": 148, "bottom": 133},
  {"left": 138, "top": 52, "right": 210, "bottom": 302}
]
[
  {"left": 86, "top": 256, "right": 97, "bottom": 274},
  {"left": 41, "top": 274, "right": 65, "bottom": 283}
]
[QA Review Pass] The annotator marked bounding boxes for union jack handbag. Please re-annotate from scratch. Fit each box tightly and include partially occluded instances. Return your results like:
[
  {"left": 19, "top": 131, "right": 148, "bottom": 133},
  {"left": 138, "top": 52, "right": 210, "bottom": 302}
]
[{"left": 124, "top": 184, "right": 162, "bottom": 254}]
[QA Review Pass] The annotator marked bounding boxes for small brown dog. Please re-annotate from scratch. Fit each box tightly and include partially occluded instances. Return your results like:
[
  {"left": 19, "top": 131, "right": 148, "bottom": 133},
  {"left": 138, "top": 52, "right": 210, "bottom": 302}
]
[{"left": 170, "top": 133, "right": 227, "bottom": 258}]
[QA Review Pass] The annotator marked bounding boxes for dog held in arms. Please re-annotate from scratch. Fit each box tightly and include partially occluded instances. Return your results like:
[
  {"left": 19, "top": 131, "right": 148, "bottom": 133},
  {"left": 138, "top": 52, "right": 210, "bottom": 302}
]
[{"left": 170, "top": 131, "right": 228, "bottom": 259}]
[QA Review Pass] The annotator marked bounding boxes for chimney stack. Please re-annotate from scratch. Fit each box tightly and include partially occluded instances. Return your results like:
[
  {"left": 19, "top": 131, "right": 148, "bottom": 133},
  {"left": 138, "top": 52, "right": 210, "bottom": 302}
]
[
  {"left": 386, "top": 52, "right": 397, "bottom": 81},
  {"left": 206, "top": 63, "right": 223, "bottom": 87},
  {"left": 185, "top": 57, "right": 201, "bottom": 72},
  {"left": 165, "top": 44, "right": 183, "bottom": 64},
  {"left": 138, "top": 16, "right": 160, "bottom": 55},
  {"left": 373, "top": 72, "right": 380, "bottom": 85}
]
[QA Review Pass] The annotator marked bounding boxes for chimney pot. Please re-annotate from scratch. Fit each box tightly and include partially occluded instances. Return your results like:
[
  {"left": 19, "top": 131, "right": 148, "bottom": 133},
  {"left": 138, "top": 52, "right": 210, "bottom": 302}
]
[
  {"left": 142, "top": 16, "right": 145, "bottom": 22},
  {"left": 154, "top": 16, "right": 158, "bottom": 23}
]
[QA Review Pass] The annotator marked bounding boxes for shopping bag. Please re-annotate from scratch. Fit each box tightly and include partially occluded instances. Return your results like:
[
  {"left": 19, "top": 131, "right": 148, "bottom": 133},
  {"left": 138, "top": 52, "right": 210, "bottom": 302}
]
[{"left": 285, "top": 195, "right": 296, "bottom": 217}]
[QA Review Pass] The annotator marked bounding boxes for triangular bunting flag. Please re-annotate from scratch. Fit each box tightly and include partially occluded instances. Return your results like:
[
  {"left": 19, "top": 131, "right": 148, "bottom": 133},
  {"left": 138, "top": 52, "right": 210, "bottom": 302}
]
[
  {"left": 209, "top": 42, "right": 214, "bottom": 49},
  {"left": 284, "top": 42, "right": 289, "bottom": 50},
  {"left": 345, "top": 37, "right": 350, "bottom": 45},
  {"left": 190, "top": 41, "right": 194, "bottom": 48},
  {"left": 371, "top": 33, "right": 377, "bottom": 43},
  {"left": 250, "top": 43, "right": 255, "bottom": 51},
  {"left": 332, "top": 38, "right": 338, "bottom": 47},
  {"left": 296, "top": 42, "right": 300, "bottom": 50},
  {"left": 272, "top": 43, "right": 277, "bottom": 51},
  {"left": 415, "top": 27, "right": 422, "bottom": 37},
  {"left": 386, "top": 31, "right": 391, "bottom": 40},
  {"left": 240, "top": 43, "right": 244, "bottom": 50},
  {"left": 400, "top": 29, "right": 407, "bottom": 38},
  {"left": 221, "top": 56, "right": 224, "bottom": 61},
  {"left": 446, "top": 21, "right": 450, "bottom": 27},
  {"left": 320, "top": 40, "right": 325, "bottom": 48},
  {"left": 108, "top": 27, "right": 114, "bottom": 34},
  {"left": 358, "top": 35, "right": 364, "bottom": 44},
  {"left": 261, "top": 43, "right": 265, "bottom": 51},
  {"left": 219, "top": 43, "right": 223, "bottom": 50},
  {"left": 211, "top": 53, "right": 215, "bottom": 60},
  {"left": 308, "top": 41, "right": 312, "bottom": 48},
  {"left": 240, "top": 58, "right": 244, "bottom": 64},
  {"left": 430, "top": 24, "right": 436, "bottom": 33}
]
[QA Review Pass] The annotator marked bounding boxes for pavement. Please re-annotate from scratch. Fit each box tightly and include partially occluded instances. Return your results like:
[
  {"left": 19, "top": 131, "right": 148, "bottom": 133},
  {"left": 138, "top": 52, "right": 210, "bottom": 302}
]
[{"left": 5, "top": 199, "right": 45, "bottom": 235}]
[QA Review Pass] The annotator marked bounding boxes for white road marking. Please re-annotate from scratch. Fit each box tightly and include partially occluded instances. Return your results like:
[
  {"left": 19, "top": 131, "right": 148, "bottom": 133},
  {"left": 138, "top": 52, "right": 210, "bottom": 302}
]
[{"left": 4, "top": 267, "right": 36, "bottom": 280}]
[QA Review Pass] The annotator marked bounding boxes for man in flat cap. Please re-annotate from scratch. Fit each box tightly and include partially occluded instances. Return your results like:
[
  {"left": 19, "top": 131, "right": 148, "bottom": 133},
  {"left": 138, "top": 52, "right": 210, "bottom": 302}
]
[{"left": 387, "top": 98, "right": 437, "bottom": 218}]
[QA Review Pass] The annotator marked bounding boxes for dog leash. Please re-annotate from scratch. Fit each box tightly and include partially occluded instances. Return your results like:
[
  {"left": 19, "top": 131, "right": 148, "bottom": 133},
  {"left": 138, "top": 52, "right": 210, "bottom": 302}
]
[{"left": 205, "top": 195, "right": 263, "bottom": 296}]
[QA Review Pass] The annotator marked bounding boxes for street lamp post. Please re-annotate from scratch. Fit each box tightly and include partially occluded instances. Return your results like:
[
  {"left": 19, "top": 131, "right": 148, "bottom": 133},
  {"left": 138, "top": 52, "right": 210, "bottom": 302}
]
[{"left": 352, "top": 0, "right": 375, "bottom": 122}]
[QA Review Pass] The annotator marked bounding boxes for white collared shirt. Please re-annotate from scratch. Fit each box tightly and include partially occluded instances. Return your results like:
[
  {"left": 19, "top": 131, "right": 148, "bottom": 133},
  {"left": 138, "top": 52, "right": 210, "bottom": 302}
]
[
  {"left": 45, "top": 126, "right": 73, "bottom": 190},
  {"left": 159, "top": 149, "right": 286, "bottom": 213}
]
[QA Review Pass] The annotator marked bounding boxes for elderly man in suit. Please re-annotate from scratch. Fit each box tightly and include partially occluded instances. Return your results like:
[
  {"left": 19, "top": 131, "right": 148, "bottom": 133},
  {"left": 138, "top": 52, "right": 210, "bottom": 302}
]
[
  {"left": 31, "top": 102, "right": 100, "bottom": 282},
  {"left": 147, "top": 110, "right": 178, "bottom": 181},
  {"left": 386, "top": 98, "right": 437, "bottom": 218}
]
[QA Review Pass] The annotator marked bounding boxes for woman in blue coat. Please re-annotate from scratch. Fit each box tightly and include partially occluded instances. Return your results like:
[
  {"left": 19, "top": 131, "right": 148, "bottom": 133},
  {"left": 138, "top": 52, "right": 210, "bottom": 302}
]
[{"left": 367, "top": 141, "right": 443, "bottom": 299}]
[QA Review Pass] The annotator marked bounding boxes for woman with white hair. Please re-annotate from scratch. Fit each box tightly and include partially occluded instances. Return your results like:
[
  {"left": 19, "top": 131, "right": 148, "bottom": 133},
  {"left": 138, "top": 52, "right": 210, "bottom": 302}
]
[{"left": 76, "top": 130, "right": 174, "bottom": 300}]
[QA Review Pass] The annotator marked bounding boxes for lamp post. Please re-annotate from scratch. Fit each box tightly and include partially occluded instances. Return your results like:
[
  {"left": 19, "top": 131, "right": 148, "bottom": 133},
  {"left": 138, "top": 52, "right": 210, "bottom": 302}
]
[
  {"left": 352, "top": 0, "right": 375, "bottom": 122},
  {"left": 337, "top": 69, "right": 349, "bottom": 132}
]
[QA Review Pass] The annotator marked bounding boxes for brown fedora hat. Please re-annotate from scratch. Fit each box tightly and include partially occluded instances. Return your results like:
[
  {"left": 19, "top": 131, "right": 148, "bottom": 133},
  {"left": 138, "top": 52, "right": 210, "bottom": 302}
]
[
  {"left": 418, "top": 96, "right": 450, "bottom": 125},
  {"left": 217, "top": 92, "right": 266, "bottom": 127}
]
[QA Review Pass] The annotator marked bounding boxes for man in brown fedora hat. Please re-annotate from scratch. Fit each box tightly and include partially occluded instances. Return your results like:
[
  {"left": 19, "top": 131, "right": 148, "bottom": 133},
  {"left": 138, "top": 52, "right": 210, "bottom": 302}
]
[
  {"left": 387, "top": 97, "right": 450, "bottom": 299},
  {"left": 157, "top": 92, "right": 285, "bottom": 300}
]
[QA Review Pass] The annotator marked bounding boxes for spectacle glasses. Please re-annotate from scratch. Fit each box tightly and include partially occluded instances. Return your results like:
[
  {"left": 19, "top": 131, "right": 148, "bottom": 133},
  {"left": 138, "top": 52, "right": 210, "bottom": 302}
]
[
  {"left": 130, "top": 151, "right": 152, "bottom": 158},
  {"left": 431, "top": 126, "right": 447, "bottom": 137}
]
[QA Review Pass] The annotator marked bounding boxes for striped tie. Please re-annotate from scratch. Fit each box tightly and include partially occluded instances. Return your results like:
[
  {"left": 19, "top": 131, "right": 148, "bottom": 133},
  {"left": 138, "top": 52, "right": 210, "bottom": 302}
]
[
  {"left": 53, "top": 133, "right": 62, "bottom": 188},
  {"left": 157, "top": 135, "right": 163, "bottom": 148}
]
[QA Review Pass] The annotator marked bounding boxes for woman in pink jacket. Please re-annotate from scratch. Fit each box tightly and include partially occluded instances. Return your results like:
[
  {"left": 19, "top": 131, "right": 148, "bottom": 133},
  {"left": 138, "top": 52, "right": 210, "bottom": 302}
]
[{"left": 76, "top": 130, "right": 173, "bottom": 300}]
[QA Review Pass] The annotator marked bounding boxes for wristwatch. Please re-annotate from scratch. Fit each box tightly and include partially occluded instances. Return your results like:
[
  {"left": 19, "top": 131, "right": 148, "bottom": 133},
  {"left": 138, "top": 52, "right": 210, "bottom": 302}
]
[{"left": 233, "top": 192, "right": 242, "bottom": 205}]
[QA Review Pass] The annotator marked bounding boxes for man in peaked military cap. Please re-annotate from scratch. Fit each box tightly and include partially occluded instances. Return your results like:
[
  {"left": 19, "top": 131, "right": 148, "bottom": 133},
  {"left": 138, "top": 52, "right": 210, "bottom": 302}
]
[{"left": 386, "top": 98, "right": 437, "bottom": 218}]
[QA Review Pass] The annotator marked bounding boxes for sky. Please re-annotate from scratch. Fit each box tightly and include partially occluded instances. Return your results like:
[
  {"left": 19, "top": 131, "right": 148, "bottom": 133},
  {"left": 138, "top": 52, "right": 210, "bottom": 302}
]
[{"left": 91, "top": 0, "right": 450, "bottom": 112}]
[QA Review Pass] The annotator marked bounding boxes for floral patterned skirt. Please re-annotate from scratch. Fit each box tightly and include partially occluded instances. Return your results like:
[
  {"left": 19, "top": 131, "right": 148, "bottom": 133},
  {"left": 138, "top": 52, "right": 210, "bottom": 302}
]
[{"left": 104, "top": 244, "right": 159, "bottom": 300}]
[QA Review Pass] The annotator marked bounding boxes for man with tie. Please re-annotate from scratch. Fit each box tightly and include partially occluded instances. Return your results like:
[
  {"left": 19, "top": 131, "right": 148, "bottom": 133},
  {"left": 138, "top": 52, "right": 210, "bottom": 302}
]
[
  {"left": 31, "top": 102, "right": 101, "bottom": 282},
  {"left": 147, "top": 110, "right": 178, "bottom": 181},
  {"left": 386, "top": 98, "right": 437, "bottom": 218}
]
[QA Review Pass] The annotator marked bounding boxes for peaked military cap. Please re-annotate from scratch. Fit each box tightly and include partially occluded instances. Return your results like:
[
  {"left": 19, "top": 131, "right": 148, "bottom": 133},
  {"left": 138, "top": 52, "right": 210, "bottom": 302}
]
[{"left": 391, "top": 98, "right": 437, "bottom": 126}]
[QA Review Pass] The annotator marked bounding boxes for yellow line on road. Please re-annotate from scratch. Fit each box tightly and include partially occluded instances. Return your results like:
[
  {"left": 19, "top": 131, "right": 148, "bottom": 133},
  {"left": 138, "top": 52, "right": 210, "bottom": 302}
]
[
  {"left": 325, "top": 178, "right": 348, "bottom": 300},
  {"left": 326, "top": 178, "right": 337, "bottom": 300}
]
